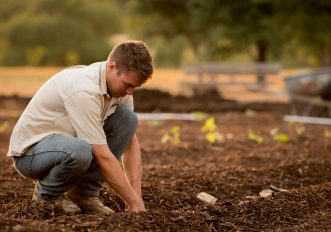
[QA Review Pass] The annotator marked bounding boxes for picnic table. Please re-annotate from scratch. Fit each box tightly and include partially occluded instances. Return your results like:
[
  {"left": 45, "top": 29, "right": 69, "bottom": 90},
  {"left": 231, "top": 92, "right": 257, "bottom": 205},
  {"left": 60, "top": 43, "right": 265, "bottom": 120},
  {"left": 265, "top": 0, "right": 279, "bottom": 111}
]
[{"left": 181, "top": 62, "right": 281, "bottom": 95}]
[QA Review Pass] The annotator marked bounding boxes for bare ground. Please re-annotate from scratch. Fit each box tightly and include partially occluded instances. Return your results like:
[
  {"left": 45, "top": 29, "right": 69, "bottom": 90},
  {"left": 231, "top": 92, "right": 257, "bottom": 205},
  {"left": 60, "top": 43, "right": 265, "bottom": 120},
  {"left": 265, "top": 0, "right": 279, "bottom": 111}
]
[{"left": 0, "top": 90, "right": 330, "bottom": 232}]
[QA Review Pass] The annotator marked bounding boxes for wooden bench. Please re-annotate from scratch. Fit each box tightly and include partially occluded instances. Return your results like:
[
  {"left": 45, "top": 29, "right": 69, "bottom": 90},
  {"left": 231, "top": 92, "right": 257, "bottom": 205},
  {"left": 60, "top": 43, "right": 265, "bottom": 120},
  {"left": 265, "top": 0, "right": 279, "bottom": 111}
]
[{"left": 181, "top": 62, "right": 281, "bottom": 94}]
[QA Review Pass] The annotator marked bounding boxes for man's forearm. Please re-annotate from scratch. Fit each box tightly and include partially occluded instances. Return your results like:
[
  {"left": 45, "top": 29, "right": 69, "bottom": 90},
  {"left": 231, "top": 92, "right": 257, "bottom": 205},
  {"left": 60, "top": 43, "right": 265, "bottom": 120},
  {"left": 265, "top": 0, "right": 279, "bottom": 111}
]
[
  {"left": 122, "top": 135, "right": 142, "bottom": 196},
  {"left": 92, "top": 144, "right": 144, "bottom": 211}
]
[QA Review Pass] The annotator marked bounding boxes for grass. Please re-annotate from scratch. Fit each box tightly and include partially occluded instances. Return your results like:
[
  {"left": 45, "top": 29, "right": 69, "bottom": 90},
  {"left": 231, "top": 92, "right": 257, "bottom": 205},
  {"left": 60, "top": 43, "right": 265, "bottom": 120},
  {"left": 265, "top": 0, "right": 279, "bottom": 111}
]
[
  {"left": 0, "top": 67, "right": 62, "bottom": 97},
  {"left": 0, "top": 67, "right": 187, "bottom": 97}
]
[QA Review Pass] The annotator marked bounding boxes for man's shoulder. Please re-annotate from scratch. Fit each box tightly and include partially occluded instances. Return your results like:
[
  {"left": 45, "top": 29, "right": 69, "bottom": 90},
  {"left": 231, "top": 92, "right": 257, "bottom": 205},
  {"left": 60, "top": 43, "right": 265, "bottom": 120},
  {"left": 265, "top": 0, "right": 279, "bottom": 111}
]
[
  {"left": 64, "top": 65, "right": 87, "bottom": 70},
  {"left": 54, "top": 62, "right": 105, "bottom": 96},
  {"left": 58, "top": 61, "right": 104, "bottom": 76}
]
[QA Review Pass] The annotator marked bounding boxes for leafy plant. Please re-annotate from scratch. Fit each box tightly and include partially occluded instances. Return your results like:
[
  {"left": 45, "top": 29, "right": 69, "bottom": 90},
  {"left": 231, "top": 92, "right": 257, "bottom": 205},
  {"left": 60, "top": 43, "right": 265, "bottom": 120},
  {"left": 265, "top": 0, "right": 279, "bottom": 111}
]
[
  {"left": 288, "top": 122, "right": 305, "bottom": 136},
  {"left": 201, "top": 117, "right": 217, "bottom": 132},
  {"left": 161, "top": 125, "right": 181, "bottom": 145},
  {"left": 147, "top": 120, "right": 162, "bottom": 127},
  {"left": 201, "top": 117, "right": 223, "bottom": 144},
  {"left": 191, "top": 111, "right": 208, "bottom": 121},
  {"left": 294, "top": 124, "right": 305, "bottom": 136},
  {"left": 205, "top": 132, "right": 224, "bottom": 144},
  {"left": 248, "top": 129, "right": 264, "bottom": 144},
  {"left": 270, "top": 128, "right": 289, "bottom": 143},
  {"left": 273, "top": 133, "right": 290, "bottom": 143}
]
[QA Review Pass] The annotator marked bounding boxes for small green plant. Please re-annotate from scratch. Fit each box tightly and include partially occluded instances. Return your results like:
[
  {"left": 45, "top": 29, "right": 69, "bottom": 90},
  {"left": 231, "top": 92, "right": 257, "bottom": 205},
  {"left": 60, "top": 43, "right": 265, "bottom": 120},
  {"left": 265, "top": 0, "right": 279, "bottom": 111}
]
[
  {"left": 288, "top": 122, "right": 305, "bottom": 136},
  {"left": 248, "top": 129, "right": 264, "bottom": 144},
  {"left": 244, "top": 109, "right": 257, "bottom": 117},
  {"left": 294, "top": 124, "right": 305, "bottom": 136},
  {"left": 161, "top": 125, "right": 181, "bottom": 145},
  {"left": 191, "top": 111, "right": 208, "bottom": 121},
  {"left": 147, "top": 120, "right": 162, "bottom": 127},
  {"left": 201, "top": 117, "right": 224, "bottom": 144},
  {"left": 270, "top": 128, "right": 289, "bottom": 143}
]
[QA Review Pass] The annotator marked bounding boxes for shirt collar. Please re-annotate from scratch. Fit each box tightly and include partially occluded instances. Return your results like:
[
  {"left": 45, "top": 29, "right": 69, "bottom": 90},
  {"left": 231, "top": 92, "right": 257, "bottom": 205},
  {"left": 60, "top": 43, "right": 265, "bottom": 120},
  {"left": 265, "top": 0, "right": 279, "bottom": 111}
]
[{"left": 99, "top": 61, "right": 109, "bottom": 97}]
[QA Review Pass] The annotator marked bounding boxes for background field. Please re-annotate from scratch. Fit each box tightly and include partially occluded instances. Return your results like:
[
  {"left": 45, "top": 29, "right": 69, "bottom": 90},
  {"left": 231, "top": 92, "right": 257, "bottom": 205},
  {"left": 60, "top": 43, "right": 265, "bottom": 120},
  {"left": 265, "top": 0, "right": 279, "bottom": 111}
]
[{"left": 0, "top": 67, "right": 306, "bottom": 103}]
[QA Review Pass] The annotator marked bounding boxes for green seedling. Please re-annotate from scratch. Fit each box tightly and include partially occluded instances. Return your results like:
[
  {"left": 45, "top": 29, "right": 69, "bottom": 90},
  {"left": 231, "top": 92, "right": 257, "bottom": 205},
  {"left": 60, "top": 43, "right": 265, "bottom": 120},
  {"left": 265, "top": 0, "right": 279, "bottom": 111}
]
[
  {"left": 273, "top": 133, "right": 290, "bottom": 142},
  {"left": 201, "top": 117, "right": 223, "bottom": 144},
  {"left": 147, "top": 120, "right": 162, "bottom": 127},
  {"left": 191, "top": 111, "right": 207, "bottom": 121},
  {"left": 161, "top": 125, "right": 181, "bottom": 145},
  {"left": 201, "top": 117, "right": 217, "bottom": 132},
  {"left": 205, "top": 132, "right": 224, "bottom": 144},
  {"left": 244, "top": 109, "right": 257, "bottom": 117},
  {"left": 294, "top": 124, "right": 305, "bottom": 136},
  {"left": 288, "top": 122, "right": 305, "bottom": 136},
  {"left": 270, "top": 127, "right": 289, "bottom": 143},
  {"left": 248, "top": 129, "right": 264, "bottom": 144}
]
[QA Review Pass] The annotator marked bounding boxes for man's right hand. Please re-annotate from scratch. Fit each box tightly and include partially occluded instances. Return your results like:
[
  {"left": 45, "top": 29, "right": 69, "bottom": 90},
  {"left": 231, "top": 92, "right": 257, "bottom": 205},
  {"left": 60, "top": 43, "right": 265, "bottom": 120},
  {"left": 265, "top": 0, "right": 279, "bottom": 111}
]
[
  {"left": 92, "top": 144, "right": 146, "bottom": 213},
  {"left": 127, "top": 197, "right": 146, "bottom": 212}
]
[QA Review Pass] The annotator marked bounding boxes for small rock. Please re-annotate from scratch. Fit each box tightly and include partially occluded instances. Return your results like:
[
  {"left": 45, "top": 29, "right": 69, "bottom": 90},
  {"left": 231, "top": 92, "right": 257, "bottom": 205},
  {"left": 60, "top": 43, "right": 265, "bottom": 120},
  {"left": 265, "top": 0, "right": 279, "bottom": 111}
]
[
  {"left": 259, "top": 189, "right": 273, "bottom": 198},
  {"left": 246, "top": 195, "right": 259, "bottom": 200},
  {"left": 171, "top": 216, "right": 185, "bottom": 222},
  {"left": 197, "top": 192, "right": 217, "bottom": 205}
]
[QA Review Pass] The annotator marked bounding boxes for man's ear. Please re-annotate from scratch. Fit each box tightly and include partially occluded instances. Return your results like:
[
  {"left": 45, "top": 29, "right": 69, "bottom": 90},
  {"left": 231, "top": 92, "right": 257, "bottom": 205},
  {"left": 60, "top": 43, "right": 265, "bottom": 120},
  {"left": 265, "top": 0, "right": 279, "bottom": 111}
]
[{"left": 107, "top": 61, "right": 116, "bottom": 71}]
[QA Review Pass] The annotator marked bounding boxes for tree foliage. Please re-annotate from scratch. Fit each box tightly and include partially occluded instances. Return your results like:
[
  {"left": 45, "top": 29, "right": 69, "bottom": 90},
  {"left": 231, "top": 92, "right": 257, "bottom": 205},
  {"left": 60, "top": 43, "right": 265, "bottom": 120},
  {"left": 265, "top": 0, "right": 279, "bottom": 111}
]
[
  {"left": 0, "top": 0, "right": 121, "bottom": 66},
  {"left": 130, "top": 0, "right": 223, "bottom": 61},
  {"left": 0, "top": 0, "right": 331, "bottom": 67},
  {"left": 131, "top": 0, "right": 331, "bottom": 66},
  {"left": 274, "top": 0, "right": 331, "bottom": 66}
]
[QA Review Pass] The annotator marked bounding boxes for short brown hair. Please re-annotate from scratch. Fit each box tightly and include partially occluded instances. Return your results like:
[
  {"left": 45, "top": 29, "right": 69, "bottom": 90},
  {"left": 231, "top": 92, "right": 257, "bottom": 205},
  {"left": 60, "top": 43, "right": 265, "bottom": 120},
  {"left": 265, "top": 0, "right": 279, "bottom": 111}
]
[{"left": 108, "top": 40, "right": 153, "bottom": 83}]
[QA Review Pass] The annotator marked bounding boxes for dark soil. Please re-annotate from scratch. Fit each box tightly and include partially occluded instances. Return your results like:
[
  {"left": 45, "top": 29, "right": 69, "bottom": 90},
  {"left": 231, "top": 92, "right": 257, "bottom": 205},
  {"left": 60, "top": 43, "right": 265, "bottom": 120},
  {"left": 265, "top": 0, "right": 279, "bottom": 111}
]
[{"left": 0, "top": 90, "right": 330, "bottom": 232}]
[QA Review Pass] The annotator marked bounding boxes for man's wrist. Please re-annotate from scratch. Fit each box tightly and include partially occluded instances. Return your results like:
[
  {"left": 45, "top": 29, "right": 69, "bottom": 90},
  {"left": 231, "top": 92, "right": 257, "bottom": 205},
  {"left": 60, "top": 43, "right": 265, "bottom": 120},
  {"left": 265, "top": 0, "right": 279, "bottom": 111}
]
[{"left": 128, "top": 180, "right": 141, "bottom": 196}]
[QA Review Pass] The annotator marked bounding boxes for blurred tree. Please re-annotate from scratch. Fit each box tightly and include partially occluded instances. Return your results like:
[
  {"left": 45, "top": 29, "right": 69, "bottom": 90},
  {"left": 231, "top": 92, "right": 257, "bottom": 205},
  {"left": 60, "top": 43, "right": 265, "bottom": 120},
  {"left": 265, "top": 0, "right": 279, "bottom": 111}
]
[
  {"left": 0, "top": 0, "right": 122, "bottom": 66},
  {"left": 214, "top": 0, "right": 283, "bottom": 82},
  {"left": 274, "top": 0, "right": 331, "bottom": 66},
  {"left": 217, "top": 0, "right": 281, "bottom": 63},
  {"left": 129, "top": 0, "right": 285, "bottom": 67},
  {"left": 1, "top": 0, "right": 331, "bottom": 67},
  {"left": 130, "top": 0, "right": 223, "bottom": 61},
  {"left": 152, "top": 36, "right": 186, "bottom": 67}
]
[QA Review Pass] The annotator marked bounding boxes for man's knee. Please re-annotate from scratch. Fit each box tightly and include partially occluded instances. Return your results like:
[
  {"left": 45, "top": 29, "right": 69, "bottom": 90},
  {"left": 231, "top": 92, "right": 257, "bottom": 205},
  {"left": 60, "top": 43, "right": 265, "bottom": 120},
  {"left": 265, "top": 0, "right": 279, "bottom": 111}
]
[
  {"left": 120, "top": 106, "right": 138, "bottom": 130},
  {"left": 104, "top": 106, "right": 138, "bottom": 133},
  {"left": 69, "top": 139, "right": 93, "bottom": 170}
]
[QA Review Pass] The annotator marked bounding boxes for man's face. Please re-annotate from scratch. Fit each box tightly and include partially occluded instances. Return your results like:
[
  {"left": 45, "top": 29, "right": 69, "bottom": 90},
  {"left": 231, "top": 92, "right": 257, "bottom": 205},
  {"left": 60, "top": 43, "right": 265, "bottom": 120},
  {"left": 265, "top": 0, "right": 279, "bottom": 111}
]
[{"left": 106, "top": 62, "right": 143, "bottom": 98}]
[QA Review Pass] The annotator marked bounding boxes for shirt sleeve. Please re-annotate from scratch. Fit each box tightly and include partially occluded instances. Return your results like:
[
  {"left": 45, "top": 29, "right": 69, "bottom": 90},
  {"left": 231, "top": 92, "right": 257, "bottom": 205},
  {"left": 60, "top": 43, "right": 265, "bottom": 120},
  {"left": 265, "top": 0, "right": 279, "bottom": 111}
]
[{"left": 64, "top": 91, "right": 107, "bottom": 144}]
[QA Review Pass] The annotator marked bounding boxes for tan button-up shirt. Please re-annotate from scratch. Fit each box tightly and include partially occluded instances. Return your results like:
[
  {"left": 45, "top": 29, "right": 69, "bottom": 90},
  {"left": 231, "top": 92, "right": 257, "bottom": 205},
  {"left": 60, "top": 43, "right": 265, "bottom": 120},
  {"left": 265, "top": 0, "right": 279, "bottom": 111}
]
[{"left": 8, "top": 61, "right": 133, "bottom": 156}]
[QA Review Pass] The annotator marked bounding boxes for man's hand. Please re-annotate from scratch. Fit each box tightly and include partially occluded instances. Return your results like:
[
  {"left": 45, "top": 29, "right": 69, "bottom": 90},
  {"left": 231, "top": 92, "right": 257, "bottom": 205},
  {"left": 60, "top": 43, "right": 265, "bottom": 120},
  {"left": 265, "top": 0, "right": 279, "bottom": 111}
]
[{"left": 126, "top": 196, "right": 146, "bottom": 212}]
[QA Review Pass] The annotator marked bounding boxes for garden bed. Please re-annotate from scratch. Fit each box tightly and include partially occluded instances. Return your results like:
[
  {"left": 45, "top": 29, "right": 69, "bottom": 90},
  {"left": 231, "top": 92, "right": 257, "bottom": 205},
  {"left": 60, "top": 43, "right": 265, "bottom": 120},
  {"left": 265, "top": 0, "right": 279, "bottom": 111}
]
[{"left": 0, "top": 91, "right": 330, "bottom": 231}]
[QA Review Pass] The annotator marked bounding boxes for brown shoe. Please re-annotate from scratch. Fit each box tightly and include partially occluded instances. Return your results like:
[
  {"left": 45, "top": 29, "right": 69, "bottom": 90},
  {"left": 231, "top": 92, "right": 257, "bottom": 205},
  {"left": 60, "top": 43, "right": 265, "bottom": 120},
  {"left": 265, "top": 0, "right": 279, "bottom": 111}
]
[
  {"left": 32, "top": 192, "right": 81, "bottom": 215},
  {"left": 66, "top": 192, "right": 115, "bottom": 215}
]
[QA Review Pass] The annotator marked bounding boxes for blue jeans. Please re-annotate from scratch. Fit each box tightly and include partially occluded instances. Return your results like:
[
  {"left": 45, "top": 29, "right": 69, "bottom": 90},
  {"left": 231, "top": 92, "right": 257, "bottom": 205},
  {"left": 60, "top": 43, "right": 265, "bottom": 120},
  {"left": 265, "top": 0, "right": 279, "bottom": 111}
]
[{"left": 13, "top": 106, "right": 138, "bottom": 200}]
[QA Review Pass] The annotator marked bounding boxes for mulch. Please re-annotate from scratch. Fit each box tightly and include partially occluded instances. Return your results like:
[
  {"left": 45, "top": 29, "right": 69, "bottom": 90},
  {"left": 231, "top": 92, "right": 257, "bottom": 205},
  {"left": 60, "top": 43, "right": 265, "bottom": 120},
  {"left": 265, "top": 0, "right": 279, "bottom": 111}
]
[{"left": 0, "top": 90, "right": 330, "bottom": 231}]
